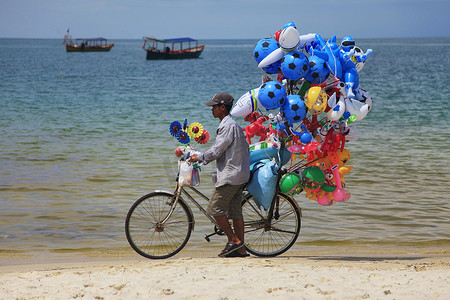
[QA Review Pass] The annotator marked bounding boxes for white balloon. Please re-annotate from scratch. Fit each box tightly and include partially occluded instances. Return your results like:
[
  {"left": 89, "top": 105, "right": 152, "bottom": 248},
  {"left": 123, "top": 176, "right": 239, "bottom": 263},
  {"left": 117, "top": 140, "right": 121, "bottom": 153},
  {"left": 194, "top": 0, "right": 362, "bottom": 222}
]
[
  {"left": 257, "top": 48, "right": 284, "bottom": 68},
  {"left": 326, "top": 92, "right": 345, "bottom": 121},
  {"left": 230, "top": 88, "right": 261, "bottom": 117}
]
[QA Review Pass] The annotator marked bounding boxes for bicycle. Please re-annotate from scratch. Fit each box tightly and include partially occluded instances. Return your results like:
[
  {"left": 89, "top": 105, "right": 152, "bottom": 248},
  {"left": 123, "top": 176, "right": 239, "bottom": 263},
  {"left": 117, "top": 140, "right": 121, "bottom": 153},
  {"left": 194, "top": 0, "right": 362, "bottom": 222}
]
[{"left": 125, "top": 144, "right": 303, "bottom": 259}]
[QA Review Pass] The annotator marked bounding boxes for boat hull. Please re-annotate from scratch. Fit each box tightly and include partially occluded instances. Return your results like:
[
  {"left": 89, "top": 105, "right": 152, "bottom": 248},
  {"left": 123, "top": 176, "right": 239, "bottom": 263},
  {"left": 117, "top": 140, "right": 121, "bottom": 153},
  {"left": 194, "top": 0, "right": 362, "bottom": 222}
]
[
  {"left": 145, "top": 45, "right": 205, "bottom": 60},
  {"left": 65, "top": 44, "right": 114, "bottom": 52}
]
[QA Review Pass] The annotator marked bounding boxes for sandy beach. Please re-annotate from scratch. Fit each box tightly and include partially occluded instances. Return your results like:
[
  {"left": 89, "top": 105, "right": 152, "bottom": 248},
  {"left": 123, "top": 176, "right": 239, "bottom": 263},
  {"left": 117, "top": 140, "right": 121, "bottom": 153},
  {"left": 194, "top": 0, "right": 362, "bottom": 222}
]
[{"left": 1, "top": 250, "right": 449, "bottom": 300}]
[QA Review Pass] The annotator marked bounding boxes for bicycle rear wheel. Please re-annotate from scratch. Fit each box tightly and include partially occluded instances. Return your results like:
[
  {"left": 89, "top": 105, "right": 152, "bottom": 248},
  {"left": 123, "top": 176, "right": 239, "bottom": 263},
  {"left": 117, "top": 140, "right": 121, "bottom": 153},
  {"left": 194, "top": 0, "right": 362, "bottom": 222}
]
[
  {"left": 125, "top": 192, "right": 193, "bottom": 259},
  {"left": 242, "top": 192, "right": 301, "bottom": 257}
]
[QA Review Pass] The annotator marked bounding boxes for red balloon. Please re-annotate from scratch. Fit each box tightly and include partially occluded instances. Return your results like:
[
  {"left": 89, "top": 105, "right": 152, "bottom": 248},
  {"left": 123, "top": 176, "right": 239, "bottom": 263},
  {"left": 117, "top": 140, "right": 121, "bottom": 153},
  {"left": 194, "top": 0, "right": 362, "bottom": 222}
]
[{"left": 274, "top": 30, "right": 281, "bottom": 42}]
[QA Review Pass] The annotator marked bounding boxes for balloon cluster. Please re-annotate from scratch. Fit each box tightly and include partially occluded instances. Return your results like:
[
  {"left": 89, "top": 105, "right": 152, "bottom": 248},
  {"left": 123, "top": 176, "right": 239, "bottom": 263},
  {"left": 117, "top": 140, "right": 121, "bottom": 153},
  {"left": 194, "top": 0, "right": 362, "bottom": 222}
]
[
  {"left": 231, "top": 21, "right": 374, "bottom": 206},
  {"left": 169, "top": 119, "right": 210, "bottom": 156}
]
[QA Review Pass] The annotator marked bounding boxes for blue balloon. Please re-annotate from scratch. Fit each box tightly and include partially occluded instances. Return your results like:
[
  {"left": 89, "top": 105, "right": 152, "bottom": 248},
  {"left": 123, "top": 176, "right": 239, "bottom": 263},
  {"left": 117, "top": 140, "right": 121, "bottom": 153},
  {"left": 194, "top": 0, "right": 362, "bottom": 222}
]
[
  {"left": 253, "top": 38, "right": 281, "bottom": 74},
  {"left": 304, "top": 55, "right": 330, "bottom": 84},
  {"left": 280, "top": 95, "right": 307, "bottom": 124},
  {"left": 283, "top": 22, "right": 296, "bottom": 29},
  {"left": 281, "top": 51, "right": 310, "bottom": 81},
  {"left": 258, "top": 81, "right": 286, "bottom": 110}
]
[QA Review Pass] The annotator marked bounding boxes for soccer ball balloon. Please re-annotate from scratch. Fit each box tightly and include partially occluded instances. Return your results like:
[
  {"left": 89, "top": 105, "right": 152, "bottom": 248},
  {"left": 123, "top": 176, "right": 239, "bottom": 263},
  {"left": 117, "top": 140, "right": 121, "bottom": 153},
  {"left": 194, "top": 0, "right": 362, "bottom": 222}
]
[
  {"left": 258, "top": 81, "right": 286, "bottom": 110},
  {"left": 280, "top": 94, "right": 307, "bottom": 124},
  {"left": 280, "top": 51, "right": 309, "bottom": 81},
  {"left": 304, "top": 55, "right": 330, "bottom": 84},
  {"left": 253, "top": 38, "right": 281, "bottom": 74}
]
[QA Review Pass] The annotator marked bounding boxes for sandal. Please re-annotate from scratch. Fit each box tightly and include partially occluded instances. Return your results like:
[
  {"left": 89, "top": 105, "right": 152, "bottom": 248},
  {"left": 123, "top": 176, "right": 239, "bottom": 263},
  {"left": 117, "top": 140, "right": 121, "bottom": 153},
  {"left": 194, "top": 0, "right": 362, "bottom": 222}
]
[
  {"left": 218, "top": 241, "right": 244, "bottom": 257},
  {"left": 224, "top": 251, "right": 250, "bottom": 258}
]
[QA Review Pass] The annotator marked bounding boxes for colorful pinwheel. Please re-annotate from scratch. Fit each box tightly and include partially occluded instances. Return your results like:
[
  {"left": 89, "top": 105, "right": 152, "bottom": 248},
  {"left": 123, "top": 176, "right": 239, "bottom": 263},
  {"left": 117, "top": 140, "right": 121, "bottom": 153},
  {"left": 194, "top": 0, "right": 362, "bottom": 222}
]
[
  {"left": 195, "top": 130, "right": 210, "bottom": 144},
  {"left": 188, "top": 122, "right": 204, "bottom": 138},
  {"left": 169, "top": 121, "right": 182, "bottom": 137},
  {"left": 177, "top": 131, "right": 191, "bottom": 144}
]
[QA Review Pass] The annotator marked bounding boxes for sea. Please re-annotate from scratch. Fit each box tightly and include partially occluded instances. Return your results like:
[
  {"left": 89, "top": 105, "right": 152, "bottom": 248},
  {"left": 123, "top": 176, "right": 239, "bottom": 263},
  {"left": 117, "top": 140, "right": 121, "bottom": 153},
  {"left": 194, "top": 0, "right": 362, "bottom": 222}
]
[{"left": 1, "top": 37, "right": 449, "bottom": 261}]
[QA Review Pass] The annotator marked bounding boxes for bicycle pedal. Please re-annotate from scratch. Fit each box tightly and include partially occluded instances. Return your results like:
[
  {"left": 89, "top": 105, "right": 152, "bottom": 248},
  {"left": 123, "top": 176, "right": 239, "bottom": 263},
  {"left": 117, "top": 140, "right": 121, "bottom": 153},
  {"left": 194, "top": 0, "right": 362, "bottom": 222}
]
[{"left": 204, "top": 234, "right": 211, "bottom": 242}]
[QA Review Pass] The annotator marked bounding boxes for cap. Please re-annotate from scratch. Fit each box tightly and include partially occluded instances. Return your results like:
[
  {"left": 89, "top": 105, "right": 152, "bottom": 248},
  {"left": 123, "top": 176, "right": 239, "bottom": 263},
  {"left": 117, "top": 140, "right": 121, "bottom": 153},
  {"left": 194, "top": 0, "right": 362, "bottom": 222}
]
[{"left": 204, "top": 92, "right": 234, "bottom": 106}]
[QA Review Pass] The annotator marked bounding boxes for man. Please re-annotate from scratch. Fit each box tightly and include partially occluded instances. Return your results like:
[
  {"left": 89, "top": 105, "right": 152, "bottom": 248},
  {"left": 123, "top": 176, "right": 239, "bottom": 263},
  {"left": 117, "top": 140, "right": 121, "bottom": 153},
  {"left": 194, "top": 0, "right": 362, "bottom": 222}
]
[{"left": 190, "top": 92, "right": 250, "bottom": 257}]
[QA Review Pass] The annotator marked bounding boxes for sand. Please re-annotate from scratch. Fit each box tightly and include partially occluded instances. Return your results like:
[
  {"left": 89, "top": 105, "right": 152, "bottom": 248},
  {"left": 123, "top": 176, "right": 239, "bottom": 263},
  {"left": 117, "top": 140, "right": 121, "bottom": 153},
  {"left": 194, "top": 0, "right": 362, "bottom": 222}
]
[{"left": 1, "top": 252, "right": 449, "bottom": 300}]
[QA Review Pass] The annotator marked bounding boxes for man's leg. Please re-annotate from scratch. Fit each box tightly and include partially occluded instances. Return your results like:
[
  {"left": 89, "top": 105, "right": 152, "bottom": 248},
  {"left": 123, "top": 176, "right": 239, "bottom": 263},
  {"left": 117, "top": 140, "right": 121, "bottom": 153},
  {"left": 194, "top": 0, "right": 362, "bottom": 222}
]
[
  {"left": 214, "top": 215, "right": 240, "bottom": 244},
  {"left": 232, "top": 218, "right": 247, "bottom": 255}
]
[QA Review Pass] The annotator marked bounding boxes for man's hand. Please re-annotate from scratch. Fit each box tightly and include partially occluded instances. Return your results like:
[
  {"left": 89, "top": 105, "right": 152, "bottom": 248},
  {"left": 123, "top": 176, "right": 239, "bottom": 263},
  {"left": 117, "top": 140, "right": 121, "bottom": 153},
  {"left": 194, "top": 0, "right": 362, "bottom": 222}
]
[{"left": 189, "top": 154, "right": 198, "bottom": 163}]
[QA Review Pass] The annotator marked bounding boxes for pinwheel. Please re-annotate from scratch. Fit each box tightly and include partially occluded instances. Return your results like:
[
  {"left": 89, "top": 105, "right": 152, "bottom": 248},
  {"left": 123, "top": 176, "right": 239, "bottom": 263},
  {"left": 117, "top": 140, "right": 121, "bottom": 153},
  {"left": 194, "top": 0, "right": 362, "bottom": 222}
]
[
  {"left": 195, "top": 130, "right": 210, "bottom": 144},
  {"left": 177, "top": 131, "right": 190, "bottom": 144},
  {"left": 188, "top": 122, "right": 204, "bottom": 138},
  {"left": 169, "top": 121, "right": 182, "bottom": 137}
]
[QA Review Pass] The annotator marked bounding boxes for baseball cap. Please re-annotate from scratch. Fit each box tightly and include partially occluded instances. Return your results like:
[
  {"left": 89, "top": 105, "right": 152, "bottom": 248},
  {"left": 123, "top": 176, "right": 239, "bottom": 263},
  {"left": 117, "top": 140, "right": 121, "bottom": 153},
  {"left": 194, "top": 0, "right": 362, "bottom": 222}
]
[{"left": 204, "top": 92, "right": 234, "bottom": 106}]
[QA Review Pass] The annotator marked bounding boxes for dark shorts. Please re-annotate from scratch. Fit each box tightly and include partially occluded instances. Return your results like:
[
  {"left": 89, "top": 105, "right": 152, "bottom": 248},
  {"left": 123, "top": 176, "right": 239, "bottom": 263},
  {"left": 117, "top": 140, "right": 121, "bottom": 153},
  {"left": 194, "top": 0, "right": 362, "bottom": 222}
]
[{"left": 206, "top": 184, "right": 244, "bottom": 219}]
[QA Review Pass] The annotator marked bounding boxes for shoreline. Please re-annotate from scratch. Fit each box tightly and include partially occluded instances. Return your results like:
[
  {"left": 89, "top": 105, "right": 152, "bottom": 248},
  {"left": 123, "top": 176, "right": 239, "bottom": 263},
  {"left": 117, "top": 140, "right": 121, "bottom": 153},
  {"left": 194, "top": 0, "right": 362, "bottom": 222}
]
[{"left": 1, "top": 252, "right": 449, "bottom": 299}]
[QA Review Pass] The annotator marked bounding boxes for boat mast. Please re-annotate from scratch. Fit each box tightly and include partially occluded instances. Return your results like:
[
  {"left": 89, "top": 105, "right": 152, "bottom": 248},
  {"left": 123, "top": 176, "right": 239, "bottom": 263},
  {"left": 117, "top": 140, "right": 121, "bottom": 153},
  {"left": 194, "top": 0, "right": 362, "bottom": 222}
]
[{"left": 63, "top": 28, "right": 72, "bottom": 45}]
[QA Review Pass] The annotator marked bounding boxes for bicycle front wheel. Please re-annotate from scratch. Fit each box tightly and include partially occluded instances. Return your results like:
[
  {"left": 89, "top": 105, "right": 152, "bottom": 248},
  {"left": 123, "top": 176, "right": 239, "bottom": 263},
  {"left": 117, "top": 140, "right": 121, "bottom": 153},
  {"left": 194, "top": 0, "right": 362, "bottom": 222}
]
[
  {"left": 242, "top": 192, "right": 301, "bottom": 257},
  {"left": 125, "top": 192, "right": 193, "bottom": 259}
]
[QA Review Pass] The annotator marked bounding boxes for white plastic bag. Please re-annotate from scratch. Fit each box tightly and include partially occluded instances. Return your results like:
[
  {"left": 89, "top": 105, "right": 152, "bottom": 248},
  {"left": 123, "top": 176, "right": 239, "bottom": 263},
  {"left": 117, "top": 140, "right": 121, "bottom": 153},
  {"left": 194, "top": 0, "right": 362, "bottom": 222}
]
[{"left": 178, "top": 161, "right": 200, "bottom": 186}]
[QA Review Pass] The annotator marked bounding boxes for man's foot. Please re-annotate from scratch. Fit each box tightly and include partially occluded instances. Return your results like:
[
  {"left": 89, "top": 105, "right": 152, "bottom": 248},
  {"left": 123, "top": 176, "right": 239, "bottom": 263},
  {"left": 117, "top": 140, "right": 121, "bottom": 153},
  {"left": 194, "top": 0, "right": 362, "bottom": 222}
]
[
  {"left": 218, "top": 241, "right": 244, "bottom": 257},
  {"left": 224, "top": 251, "right": 250, "bottom": 258}
]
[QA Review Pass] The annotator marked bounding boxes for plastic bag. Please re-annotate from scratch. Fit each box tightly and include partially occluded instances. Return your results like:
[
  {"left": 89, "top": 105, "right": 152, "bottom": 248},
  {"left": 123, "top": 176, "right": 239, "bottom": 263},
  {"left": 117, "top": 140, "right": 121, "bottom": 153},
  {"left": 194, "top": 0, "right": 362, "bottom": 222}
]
[
  {"left": 178, "top": 161, "right": 200, "bottom": 186},
  {"left": 246, "top": 160, "right": 278, "bottom": 210}
]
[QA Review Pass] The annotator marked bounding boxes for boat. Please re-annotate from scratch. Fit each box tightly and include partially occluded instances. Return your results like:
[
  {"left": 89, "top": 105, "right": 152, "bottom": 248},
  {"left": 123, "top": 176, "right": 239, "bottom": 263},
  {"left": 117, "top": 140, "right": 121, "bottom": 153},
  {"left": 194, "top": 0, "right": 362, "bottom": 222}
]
[
  {"left": 63, "top": 30, "right": 114, "bottom": 52},
  {"left": 142, "top": 37, "right": 205, "bottom": 60}
]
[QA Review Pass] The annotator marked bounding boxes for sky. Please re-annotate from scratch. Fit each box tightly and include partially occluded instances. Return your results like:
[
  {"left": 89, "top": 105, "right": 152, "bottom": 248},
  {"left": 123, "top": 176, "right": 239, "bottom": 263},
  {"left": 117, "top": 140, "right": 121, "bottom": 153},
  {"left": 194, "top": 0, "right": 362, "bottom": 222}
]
[{"left": 1, "top": 0, "right": 449, "bottom": 40}]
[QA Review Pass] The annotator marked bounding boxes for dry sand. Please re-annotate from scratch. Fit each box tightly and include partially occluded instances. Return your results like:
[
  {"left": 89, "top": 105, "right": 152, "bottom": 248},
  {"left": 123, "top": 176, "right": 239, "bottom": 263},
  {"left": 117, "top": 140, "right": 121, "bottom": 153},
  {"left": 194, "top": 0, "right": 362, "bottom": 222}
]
[{"left": 1, "top": 252, "right": 449, "bottom": 299}]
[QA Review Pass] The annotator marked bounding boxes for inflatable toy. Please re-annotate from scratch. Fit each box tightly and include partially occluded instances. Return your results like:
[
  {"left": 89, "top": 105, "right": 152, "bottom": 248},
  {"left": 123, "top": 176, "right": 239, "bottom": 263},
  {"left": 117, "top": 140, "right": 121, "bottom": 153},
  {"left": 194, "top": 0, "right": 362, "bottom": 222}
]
[
  {"left": 280, "top": 94, "right": 307, "bottom": 124},
  {"left": 253, "top": 38, "right": 281, "bottom": 74},
  {"left": 231, "top": 88, "right": 261, "bottom": 117},
  {"left": 309, "top": 34, "right": 342, "bottom": 78},
  {"left": 258, "top": 24, "right": 316, "bottom": 68},
  {"left": 258, "top": 80, "right": 287, "bottom": 110},
  {"left": 302, "top": 166, "right": 325, "bottom": 189},
  {"left": 330, "top": 165, "right": 351, "bottom": 202},
  {"left": 339, "top": 36, "right": 373, "bottom": 99},
  {"left": 304, "top": 86, "right": 328, "bottom": 115},
  {"left": 280, "top": 172, "right": 302, "bottom": 195},
  {"left": 304, "top": 55, "right": 330, "bottom": 84},
  {"left": 243, "top": 113, "right": 269, "bottom": 144},
  {"left": 326, "top": 92, "right": 345, "bottom": 121},
  {"left": 280, "top": 51, "right": 310, "bottom": 81},
  {"left": 249, "top": 141, "right": 291, "bottom": 166}
]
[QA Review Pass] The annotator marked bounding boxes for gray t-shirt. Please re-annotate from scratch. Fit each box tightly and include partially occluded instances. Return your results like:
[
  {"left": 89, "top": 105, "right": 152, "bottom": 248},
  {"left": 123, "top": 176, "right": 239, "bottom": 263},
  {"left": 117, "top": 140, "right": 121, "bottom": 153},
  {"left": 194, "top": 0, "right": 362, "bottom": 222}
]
[{"left": 199, "top": 114, "right": 250, "bottom": 187}]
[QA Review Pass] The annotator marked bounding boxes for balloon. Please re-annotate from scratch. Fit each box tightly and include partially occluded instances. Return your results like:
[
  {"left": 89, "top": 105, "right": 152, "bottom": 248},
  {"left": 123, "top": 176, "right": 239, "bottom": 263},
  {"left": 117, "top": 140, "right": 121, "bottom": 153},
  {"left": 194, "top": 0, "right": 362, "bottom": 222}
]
[
  {"left": 302, "top": 166, "right": 325, "bottom": 190},
  {"left": 258, "top": 48, "right": 284, "bottom": 69},
  {"left": 258, "top": 80, "right": 286, "bottom": 110},
  {"left": 253, "top": 38, "right": 281, "bottom": 74},
  {"left": 331, "top": 165, "right": 351, "bottom": 202},
  {"left": 338, "top": 36, "right": 373, "bottom": 99},
  {"left": 230, "top": 88, "right": 261, "bottom": 117},
  {"left": 243, "top": 113, "right": 269, "bottom": 144},
  {"left": 279, "top": 172, "right": 302, "bottom": 195},
  {"left": 316, "top": 193, "right": 334, "bottom": 206},
  {"left": 326, "top": 92, "right": 345, "bottom": 121},
  {"left": 280, "top": 51, "right": 310, "bottom": 80},
  {"left": 304, "top": 55, "right": 330, "bottom": 84},
  {"left": 310, "top": 34, "right": 342, "bottom": 78},
  {"left": 304, "top": 86, "right": 328, "bottom": 115},
  {"left": 258, "top": 24, "right": 316, "bottom": 68},
  {"left": 279, "top": 26, "right": 301, "bottom": 52},
  {"left": 280, "top": 94, "right": 307, "bottom": 124}
]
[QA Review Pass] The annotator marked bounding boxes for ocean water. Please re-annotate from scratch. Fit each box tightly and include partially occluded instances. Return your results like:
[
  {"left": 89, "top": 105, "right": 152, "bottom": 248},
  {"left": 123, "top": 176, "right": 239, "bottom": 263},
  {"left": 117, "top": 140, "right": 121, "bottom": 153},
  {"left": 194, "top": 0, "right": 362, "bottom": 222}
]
[{"left": 0, "top": 37, "right": 449, "bottom": 259}]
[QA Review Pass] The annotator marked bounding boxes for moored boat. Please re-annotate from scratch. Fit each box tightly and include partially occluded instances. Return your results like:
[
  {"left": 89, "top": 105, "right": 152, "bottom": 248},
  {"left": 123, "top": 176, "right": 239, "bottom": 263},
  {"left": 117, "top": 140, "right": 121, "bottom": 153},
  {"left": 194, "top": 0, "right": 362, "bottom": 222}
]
[
  {"left": 63, "top": 30, "right": 114, "bottom": 52},
  {"left": 142, "top": 37, "right": 205, "bottom": 60}
]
